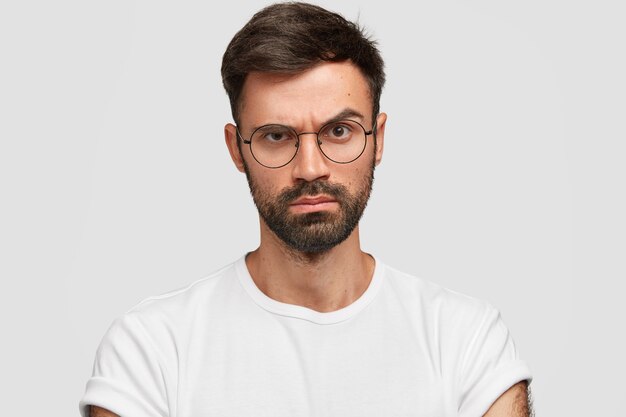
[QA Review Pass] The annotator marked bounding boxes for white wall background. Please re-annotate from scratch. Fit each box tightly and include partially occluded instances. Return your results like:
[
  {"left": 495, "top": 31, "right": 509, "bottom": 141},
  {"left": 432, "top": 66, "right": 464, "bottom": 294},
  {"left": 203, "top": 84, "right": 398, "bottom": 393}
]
[{"left": 1, "top": 0, "right": 624, "bottom": 415}]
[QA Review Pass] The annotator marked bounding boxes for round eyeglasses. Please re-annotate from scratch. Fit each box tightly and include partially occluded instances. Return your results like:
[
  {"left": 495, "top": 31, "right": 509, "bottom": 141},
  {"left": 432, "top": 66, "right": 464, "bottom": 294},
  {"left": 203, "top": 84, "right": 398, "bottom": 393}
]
[{"left": 236, "top": 119, "right": 374, "bottom": 169}]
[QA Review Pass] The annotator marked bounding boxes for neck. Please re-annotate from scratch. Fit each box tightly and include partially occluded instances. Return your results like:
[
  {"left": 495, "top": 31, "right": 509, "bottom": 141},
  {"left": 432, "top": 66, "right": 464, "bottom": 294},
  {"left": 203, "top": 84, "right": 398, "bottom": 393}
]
[{"left": 245, "top": 221, "right": 375, "bottom": 313}]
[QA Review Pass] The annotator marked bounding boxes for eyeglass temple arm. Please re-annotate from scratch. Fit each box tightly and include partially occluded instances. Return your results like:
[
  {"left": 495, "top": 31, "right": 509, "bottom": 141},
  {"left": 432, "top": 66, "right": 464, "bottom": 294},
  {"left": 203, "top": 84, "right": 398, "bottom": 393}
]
[{"left": 236, "top": 128, "right": 252, "bottom": 144}]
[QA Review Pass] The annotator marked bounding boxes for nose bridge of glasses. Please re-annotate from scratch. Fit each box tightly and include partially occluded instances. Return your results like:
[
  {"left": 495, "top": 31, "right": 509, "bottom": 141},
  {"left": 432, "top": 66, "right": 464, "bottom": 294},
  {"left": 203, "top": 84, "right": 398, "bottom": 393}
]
[{"left": 295, "top": 131, "right": 322, "bottom": 146}]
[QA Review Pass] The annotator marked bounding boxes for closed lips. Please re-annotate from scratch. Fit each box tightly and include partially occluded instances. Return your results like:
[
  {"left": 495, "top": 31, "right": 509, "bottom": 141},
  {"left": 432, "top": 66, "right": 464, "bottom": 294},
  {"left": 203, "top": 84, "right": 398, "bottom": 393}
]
[
  {"left": 291, "top": 196, "right": 337, "bottom": 205},
  {"left": 289, "top": 196, "right": 339, "bottom": 213}
]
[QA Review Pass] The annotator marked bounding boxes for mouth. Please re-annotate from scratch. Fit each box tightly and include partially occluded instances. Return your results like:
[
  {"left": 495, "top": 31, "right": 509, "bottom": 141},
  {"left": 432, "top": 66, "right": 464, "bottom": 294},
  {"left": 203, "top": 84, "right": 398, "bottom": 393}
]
[{"left": 289, "top": 195, "right": 339, "bottom": 214}]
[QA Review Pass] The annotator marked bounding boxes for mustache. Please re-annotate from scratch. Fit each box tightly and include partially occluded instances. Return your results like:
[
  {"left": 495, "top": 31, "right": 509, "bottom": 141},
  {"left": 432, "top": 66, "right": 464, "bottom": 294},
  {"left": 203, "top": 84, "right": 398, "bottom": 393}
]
[{"left": 277, "top": 181, "right": 348, "bottom": 205}]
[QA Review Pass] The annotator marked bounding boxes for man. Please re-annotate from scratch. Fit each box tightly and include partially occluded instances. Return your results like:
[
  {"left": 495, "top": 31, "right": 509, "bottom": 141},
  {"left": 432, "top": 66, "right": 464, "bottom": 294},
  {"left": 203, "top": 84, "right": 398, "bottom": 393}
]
[{"left": 81, "top": 3, "right": 532, "bottom": 416}]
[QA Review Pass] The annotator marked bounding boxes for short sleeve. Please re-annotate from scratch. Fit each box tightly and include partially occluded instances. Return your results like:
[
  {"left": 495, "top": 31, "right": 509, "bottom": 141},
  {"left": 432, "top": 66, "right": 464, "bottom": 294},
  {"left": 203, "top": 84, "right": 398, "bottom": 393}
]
[
  {"left": 79, "top": 314, "right": 170, "bottom": 417},
  {"left": 456, "top": 305, "right": 532, "bottom": 417}
]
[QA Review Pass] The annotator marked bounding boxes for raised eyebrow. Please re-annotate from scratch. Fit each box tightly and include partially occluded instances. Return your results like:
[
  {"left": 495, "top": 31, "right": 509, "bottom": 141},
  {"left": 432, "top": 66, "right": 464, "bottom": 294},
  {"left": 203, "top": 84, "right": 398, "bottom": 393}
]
[{"left": 322, "top": 108, "right": 366, "bottom": 125}]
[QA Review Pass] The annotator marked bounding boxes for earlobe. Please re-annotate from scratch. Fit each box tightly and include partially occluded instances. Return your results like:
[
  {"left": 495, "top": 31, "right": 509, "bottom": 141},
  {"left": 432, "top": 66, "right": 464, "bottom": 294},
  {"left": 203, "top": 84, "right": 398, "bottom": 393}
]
[
  {"left": 373, "top": 112, "right": 387, "bottom": 166},
  {"left": 224, "top": 123, "right": 246, "bottom": 173}
]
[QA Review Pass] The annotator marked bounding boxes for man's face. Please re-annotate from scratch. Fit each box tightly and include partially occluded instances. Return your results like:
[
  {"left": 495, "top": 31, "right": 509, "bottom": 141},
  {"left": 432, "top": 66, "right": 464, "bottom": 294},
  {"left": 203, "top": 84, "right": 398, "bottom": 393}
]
[{"left": 225, "top": 61, "right": 386, "bottom": 253}]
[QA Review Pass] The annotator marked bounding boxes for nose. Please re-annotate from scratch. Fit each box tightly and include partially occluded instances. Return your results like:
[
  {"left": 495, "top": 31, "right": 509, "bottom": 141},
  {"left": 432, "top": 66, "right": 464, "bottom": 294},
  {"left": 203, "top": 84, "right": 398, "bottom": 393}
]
[{"left": 290, "top": 133, "right": 331, "bottom": 182}]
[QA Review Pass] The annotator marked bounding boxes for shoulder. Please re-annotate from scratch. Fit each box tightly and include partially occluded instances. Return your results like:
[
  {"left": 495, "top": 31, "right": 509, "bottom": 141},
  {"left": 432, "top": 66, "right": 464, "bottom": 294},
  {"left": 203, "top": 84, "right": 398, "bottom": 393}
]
[
  {"left": 102, "top": 259, "right": 242, "bottom": 350},
  {"left": 128, "top": 260, "right": 239, "bottom": 318},
  {"left": 380, "top": 262, "right": 531, "bottom": 414},
  {"left": 381, "top": 262, "right": 496, "bottom": 324},
  {"left": 379, "top": 261, "right": 508, "bottom": 358}
]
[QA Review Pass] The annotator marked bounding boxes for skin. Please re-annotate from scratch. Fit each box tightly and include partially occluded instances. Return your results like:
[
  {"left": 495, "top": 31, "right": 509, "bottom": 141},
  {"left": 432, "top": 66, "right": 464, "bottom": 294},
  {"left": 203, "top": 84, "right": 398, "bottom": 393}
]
[
  {"left": 89, "top": 405, "right": 118, "bottom": 417},
  {"left": 484, "top": 381, "right": 532, "bottom": 417},
  {"left": 89, "top": 61, "right": 531, "bottom": 417},
  {"left": 224, "top": 61, "right": 386, "bottom": 313}
]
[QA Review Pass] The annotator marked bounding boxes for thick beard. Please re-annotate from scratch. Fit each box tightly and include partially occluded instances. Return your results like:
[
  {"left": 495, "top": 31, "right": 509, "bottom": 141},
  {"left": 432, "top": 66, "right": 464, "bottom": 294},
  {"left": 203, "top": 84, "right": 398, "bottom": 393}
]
[{"left": 243, "top": 160, "right": 375, "bottom": 254}]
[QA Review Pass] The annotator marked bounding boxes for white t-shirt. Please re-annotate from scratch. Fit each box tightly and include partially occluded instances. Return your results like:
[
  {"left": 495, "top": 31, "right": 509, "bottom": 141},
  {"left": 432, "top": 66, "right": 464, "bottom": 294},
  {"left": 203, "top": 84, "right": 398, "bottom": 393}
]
[{"left": 80, "top": 256, "right": 531, "bottom": 417}]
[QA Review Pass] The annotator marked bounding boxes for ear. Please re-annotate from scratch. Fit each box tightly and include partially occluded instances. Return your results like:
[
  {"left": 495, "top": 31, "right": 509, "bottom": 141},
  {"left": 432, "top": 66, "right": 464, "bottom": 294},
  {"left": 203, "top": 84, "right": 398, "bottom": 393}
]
[
  {"left": 224, "top": 123, "right": 246, "bottom": 173},
  {"left": 373, "top": 112, "right": 387, "bottom": 166}
]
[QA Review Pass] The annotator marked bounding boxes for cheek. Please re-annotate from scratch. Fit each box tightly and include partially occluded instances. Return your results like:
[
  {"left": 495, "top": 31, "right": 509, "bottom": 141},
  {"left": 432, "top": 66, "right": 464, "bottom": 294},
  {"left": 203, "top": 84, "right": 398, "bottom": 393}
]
[
  {"left": 333, "top": 165, "right": 369, "bottom": 189},
  {"left": 248, "top": 168, "right": 290, "bottom": 195}
]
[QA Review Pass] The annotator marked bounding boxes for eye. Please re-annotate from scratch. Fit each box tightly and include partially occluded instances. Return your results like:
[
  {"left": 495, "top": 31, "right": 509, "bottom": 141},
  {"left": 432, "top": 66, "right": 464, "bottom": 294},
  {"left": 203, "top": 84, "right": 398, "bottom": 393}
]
[
  {"left": 266, "top": 132, "right": 289, "bottom": 142},
  {"left": 254, "top": 125, "right": 295, "bottom": 143},
  {"left": 331, "top": 125, "right": 348, "bottom": 137},
  {"left": 321, "top": 121, "right": 354, "bottom": 141}
]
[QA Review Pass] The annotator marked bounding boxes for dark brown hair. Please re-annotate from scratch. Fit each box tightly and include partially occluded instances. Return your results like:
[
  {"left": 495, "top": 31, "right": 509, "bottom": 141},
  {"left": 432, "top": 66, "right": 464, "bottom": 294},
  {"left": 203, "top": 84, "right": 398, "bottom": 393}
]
[{"left": 221, "top": 2, "right": 385, "bottom": 124}]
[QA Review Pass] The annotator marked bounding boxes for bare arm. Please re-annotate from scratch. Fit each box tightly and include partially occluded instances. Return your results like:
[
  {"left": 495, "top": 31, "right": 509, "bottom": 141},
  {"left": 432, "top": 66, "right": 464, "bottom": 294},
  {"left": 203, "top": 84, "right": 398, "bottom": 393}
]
[
  {"left": 89, "top": 405, "right": 119, "bottom": 417},
  {"left": 483, "top": 380, "right": 533, "bottom": 417}
]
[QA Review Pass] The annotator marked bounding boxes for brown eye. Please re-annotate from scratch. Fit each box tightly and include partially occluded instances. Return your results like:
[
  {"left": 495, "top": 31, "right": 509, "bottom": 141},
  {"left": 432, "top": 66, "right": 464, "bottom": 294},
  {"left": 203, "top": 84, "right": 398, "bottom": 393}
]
[
  {"left": 331, "top": 125, "right": 348, "bottom": 137},
  {"left": 266, "top": 132, "right": 288, "bottom": 142},
  {"left": 321, "top": 121, "right": 354, "bottom": 142},
  {"left": 253, "top": 125, "right": 296, "bottom": 144}
]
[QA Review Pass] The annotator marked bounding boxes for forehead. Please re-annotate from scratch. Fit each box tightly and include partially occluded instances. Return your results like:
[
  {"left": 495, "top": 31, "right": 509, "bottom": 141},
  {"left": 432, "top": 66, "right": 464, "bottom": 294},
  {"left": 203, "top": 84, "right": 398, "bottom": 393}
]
[{"left": 239, "top": 61, "right": 372, "bottom": 128}]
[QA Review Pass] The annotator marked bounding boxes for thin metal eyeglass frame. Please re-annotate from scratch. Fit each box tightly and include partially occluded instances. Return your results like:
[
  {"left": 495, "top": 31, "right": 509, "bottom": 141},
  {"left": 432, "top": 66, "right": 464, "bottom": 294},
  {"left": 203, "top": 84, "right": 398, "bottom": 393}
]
[{"left": 236, "top": 119, "right": 375, "bottom": 169}]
